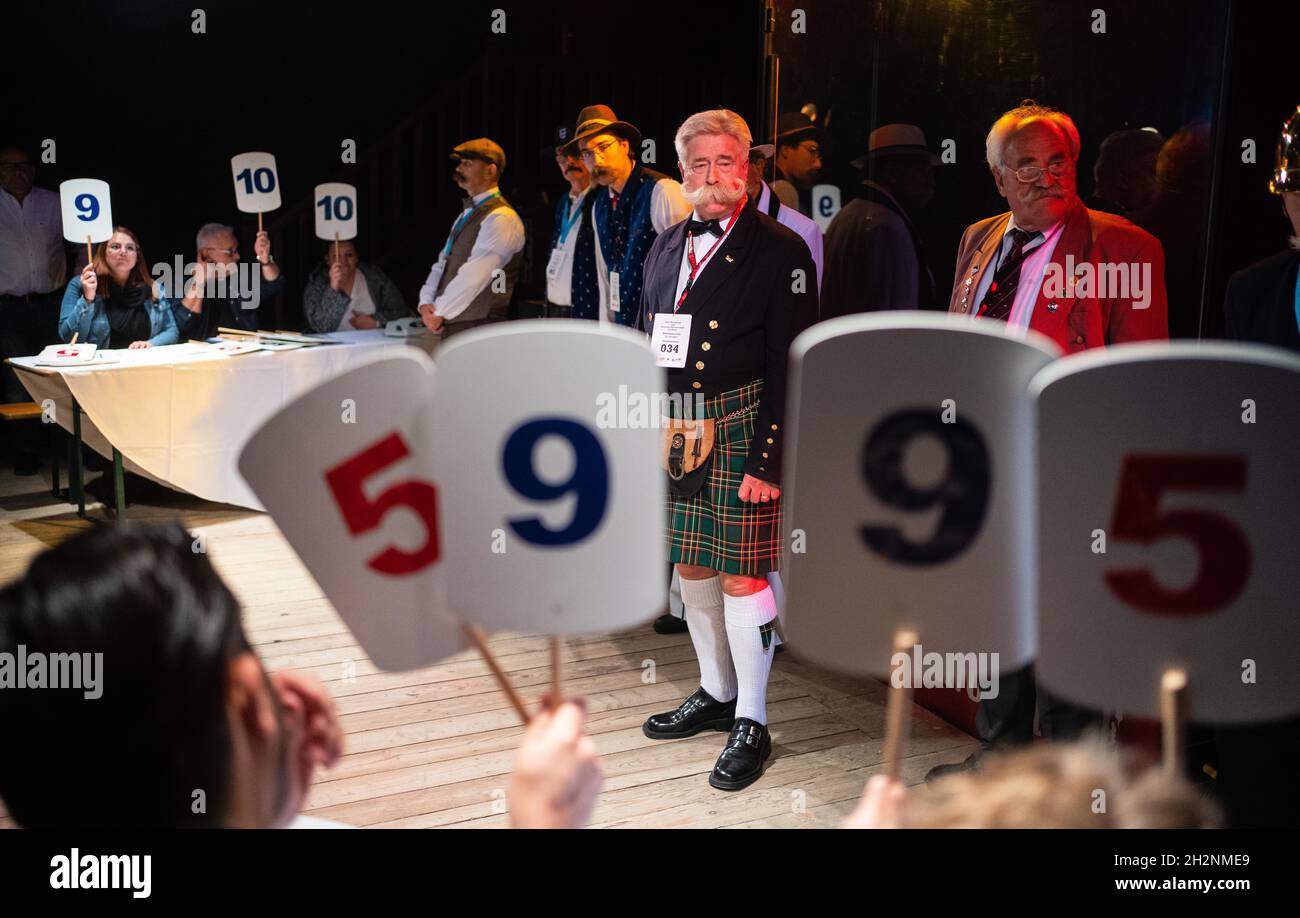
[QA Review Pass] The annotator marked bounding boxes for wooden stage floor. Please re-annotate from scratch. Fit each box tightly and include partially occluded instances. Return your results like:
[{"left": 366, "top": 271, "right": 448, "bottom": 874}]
[{"left": 0, "top": 465, "right": 977, "bottom": 828}]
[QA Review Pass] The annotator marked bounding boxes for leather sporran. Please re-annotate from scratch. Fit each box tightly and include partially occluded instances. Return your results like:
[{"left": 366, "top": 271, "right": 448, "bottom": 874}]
[{"left": 661, "top": 417, "right": 716, "bottom": 498}]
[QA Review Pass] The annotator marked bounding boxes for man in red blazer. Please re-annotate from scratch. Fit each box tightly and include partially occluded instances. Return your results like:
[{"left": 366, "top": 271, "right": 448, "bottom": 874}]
[
  {"left": 948, "top": 103, "right": 1168, "bottom": 351},
  {"left": 930, "top": 103, "right": 1169, "bottom": 782}
]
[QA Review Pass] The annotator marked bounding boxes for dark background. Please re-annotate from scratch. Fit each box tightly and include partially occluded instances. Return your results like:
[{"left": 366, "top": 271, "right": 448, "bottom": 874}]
[
  {"left": 5, "top": 0, "right": 761, "bottom": 326},
  {"left": 4, "top": 0, "right": 1295, "bottom": 335}
]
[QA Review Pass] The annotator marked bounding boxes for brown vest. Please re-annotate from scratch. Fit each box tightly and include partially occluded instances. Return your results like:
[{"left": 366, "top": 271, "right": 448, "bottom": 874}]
[{"left": 435, "top": 193, "right": 523, "bottom": 322}]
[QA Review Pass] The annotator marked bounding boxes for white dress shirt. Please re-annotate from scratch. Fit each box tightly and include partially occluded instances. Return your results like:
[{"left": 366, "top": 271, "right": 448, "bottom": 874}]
[
  {"left": 756, "top": 181, "right": 823, "bottom": 292},
  {"left": 418, "top": 186, "right": 526, "bottom": 322},
  {"left": 594, "top": 177, "right": 691, "bottom": 324},
  {"left": 970, "top": 217, "right": 1065, "bottom": 334},
  {"left": 545, "top": 185, "right": 590, "bottom": 306},
  {"left": 0, "top": 186, "right": 66, "bottom": 296}
]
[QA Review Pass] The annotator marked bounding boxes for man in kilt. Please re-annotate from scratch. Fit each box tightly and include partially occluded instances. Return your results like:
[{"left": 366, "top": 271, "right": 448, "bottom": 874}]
[{"left": 637, "top": 109, "right": 819, "bottom": 790}]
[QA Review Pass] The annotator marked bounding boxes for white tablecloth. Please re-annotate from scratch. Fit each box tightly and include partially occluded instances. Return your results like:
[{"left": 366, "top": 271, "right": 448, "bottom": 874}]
[{"left": 11, "top": 331, "right": 434, "bottom": 510}]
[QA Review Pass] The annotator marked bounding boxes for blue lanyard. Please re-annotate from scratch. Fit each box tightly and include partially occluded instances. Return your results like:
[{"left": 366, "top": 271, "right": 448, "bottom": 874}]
[
  {"left": 557, "top": 193, "right": 584, "bottom": 244},
  {"left": 443, "top": 191, "right": 502, "bottom": 257}
]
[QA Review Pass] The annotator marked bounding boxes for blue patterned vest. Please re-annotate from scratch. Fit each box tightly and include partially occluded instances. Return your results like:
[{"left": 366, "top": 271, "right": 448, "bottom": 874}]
[
  {"left": 549, "top": 189, "right": 598, "bottom": 319},
  {"left": 592, "top": 162, "right": 672, "bottom": 326}
]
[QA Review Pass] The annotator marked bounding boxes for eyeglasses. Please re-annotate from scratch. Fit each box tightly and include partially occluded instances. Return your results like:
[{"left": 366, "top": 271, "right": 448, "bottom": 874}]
[
  {"left": 579, "top": 139, "right": 620, "bottom": 163},
  {"left": 686, "top": 157, "right": 742, "bottom": 176},
  {"left": 1009, "top": 161, "right": 1074, "bottom": 184},
  {"left": 0, "top": 161, "right": 34, "bottom": 173},
  {"left": 203, "top": 246, "right": 238, "bottom": 258},
  {"left": 106, "top": 242, "right": 139, "bottom": 254},
  {"left": 797, "top": 142, "right": 822, "bottom": 158}
]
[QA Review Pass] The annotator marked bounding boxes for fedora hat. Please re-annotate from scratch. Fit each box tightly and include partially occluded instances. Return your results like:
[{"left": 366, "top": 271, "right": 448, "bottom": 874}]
[
  {"left": 850, "top": 123, "right": 941, "bottom": 169},
  {"left": 775, "top": 111, "right": 819, "bottom": 146},
  {"left": 562, "top": 104, "right": 642, "bottom": 155}
]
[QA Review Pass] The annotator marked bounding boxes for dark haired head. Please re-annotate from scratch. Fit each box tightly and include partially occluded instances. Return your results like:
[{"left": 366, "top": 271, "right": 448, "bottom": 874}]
[
  {"left": 323, "top": 237, "right": 360, "bottom": 265},
  {"left": 0, "top": 142, "right": 37, "bottom": 160},
  {"left": 0, "top": 143, "right": 37, "bottom": 198},
  {"left": 0, "top": 523, "right": 256, "bottom": 827}
]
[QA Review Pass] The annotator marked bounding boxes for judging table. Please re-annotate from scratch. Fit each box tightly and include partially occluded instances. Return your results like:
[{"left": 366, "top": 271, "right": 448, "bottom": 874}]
[{"left": 9, "top": 330, "right": 435, "bottom": 512}]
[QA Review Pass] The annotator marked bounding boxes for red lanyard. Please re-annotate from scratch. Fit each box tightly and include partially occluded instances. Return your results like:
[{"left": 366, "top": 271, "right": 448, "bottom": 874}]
[{"left": 675, "top": 197, "right": 746, "bottom": 312}]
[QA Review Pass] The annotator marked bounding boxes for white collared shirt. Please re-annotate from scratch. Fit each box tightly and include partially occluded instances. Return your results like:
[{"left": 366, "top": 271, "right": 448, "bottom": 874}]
[
  {"left": 545, "top": 185, "right": 590, "bottom": 306},
  {"left": 418, "top": 185, "right": 525, "bottom": 321},
  {"left": 971, "top": 216, "right": 1065, "bottom": 334},
  {"left": 672, "top": 205, "right": 742, "bottom": 307},
  {"left": 0, "top": 186, "right": 66, "bottom": 296},
  {"left": 756, "top": 181, "right": 823, "bottom": 292}
]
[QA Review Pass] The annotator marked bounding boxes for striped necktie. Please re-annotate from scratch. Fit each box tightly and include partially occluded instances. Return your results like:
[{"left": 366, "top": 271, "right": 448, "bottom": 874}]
[{"left": 978, "top": 228, "right": 1042, "bottom": 321}]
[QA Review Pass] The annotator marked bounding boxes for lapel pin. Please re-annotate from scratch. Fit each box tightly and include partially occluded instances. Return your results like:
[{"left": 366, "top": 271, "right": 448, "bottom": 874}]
[
  {"left": 1046, "top": 302, "right": 1058, "bottom": 312},
  {"left": 724, "top": 255, "right": 734, "bottom": 263}
]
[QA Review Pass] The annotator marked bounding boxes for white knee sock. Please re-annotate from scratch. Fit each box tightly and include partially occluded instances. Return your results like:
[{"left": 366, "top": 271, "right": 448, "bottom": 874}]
[
  {"left": 766, "top": 571, "right": 785, "bottom": 647},
  {"left": 724, "top": 586, "right": 779, "bottom": 724},
  {"left": 679, "top": 574, "right": 736, "bottom": 703},
  {"left": 668, "top": 566, "right": 684, "bottom": 619}
]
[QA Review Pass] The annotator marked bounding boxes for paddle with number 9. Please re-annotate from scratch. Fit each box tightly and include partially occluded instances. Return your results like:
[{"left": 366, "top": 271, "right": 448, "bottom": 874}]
[
  {"left": 782, "top": 315, "right": 1058, "bottom": 677},
  {"left": 502, "top": 418, "right": 610, "bottom": 547},
  {"left": 860, "top": 409, "right": 991, "bottom": 566},
  {"left": 430, "top": 321, "right": 665, "bottom": 634}
]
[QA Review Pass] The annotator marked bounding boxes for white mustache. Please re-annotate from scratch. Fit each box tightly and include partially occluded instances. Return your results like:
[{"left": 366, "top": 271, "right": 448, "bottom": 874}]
[{"left": 682, "top": 176, "right": 746, "bottom": 208}]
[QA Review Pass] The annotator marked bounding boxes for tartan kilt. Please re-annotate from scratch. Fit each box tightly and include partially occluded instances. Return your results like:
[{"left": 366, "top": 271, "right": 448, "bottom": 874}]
[{"left": 665, "top": 380, "right": 782, "bottom": 576}]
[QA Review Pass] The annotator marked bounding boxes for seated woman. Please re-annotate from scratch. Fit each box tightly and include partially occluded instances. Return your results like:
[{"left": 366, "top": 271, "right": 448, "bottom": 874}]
[
  {"left": 302, "top": 239, "right": 410, "bottom": 333},
  {"left": 59, "top": 227, "right": 178, "bottom": 349}
]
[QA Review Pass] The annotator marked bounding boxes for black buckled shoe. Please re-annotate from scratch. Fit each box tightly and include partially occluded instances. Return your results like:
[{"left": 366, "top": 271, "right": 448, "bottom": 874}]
[
  {"left": 709, "top": 718, "right": 772, "bottom": 791},
  {"left": 642, "top": 687, "right": 736, "bottom": 740}
]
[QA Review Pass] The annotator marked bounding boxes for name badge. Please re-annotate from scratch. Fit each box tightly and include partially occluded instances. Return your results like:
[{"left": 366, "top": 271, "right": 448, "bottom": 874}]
[
  {"left": 610, "top": 271, "right": 621, "bottom": 311},
  {"left": 545, "top": 246, "right": 564, "bottom": 281},
  {"left": 650, "top": 313, "right": 691, "bottom": 368}
]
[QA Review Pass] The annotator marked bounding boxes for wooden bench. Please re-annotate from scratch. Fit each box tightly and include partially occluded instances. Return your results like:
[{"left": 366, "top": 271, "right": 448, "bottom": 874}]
[
  {"left": 0, "top": 400, "right": 62, "bottom": 497},
  {"left": 0, "top": 402, "right": 43, "bottom": 422}
]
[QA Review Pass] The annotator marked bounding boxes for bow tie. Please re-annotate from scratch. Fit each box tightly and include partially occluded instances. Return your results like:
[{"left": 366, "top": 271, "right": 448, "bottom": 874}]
[{"left": 686, "top": 217, "right": 725, "bottom": 237}]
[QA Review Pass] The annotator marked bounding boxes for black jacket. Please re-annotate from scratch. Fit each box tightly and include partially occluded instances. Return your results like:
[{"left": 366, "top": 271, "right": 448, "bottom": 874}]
[
  {"left": 1223, "top": 249, "right": 1300, "bottom": 352},
  {"left": 639, "top": 205, "right": 819, "bottom": 484}
]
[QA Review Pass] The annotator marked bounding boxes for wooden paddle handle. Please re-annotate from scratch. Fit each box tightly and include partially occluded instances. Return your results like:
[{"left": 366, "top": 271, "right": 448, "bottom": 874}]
[
  {"left": 883, "top": 629, "right": 919, "bottom": 780},
  {"left": 462, "top": 624, "right": 531, "bottom": 724},
  {"left": 1161, "top": 668, "right": 1187, "bottom": 776},
  {"left": 550, "top": 636, "right": 564, "bottom": 704}
]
